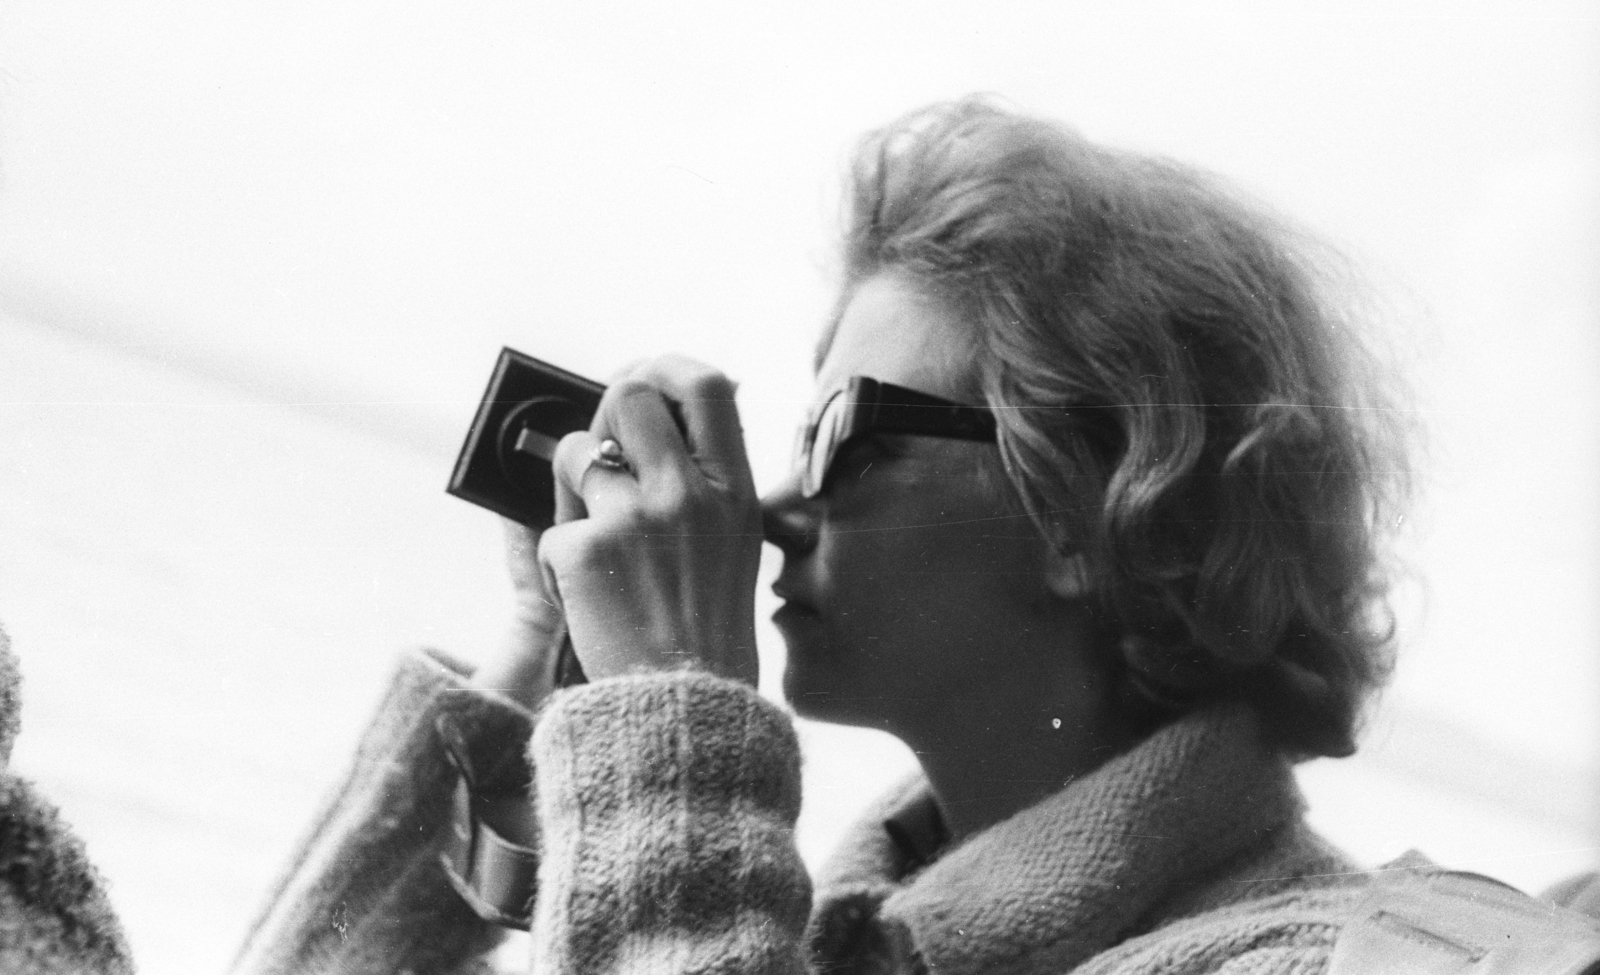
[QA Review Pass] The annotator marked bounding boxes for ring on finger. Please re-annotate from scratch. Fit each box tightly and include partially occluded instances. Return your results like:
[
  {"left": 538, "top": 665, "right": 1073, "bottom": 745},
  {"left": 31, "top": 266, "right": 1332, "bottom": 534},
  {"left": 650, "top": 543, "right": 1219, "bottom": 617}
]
[{"left": 587, "top": 437, "right": 632, "bottom": 475}]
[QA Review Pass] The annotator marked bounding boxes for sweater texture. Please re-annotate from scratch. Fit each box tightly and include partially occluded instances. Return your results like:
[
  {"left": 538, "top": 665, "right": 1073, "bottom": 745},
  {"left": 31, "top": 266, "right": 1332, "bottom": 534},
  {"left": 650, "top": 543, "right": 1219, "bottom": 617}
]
[
  {"left": 240, "top": 655, "right": 1372, "bottom": 975},
  {"left": 528, "top": 674, "right": 1362, "bottom": 975},
  {"left": 229, "top": 648, "right": 535, "bottom": 975},
  {"left": 806, "top": 705, "right": 1359, "bottom": 975},
  {"left": 0, "top": 626, "right": 134, "bottom": 974},
  {"left": 530, "top": 674, "right": 811, "bottom": 975}
]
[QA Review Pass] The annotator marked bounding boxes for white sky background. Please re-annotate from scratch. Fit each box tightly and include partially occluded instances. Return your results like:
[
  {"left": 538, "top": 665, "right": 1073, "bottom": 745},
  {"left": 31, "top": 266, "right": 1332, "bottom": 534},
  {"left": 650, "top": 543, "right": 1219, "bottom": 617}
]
[{"left": 0, "top": 0, "right": 1597, "bottom": 969}]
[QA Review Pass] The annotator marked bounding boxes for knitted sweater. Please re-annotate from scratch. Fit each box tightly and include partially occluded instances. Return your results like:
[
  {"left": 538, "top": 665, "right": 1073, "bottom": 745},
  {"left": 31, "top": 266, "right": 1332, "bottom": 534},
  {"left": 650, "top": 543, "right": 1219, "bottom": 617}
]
[
  {"left": 537, "top": 676, "right": 1360, "bottom": 975},
  {"left": 236, "top": 650, "right": 1368, "bottom": 975},
  {"left": 804, "top": 712, "right": 1359, "bottom": 975},
  {"left": 0, "top": 626, "right": 134, "bottom": 974},
  {"left": 231, "top": 649, "right": 532, "bottom": 974}
]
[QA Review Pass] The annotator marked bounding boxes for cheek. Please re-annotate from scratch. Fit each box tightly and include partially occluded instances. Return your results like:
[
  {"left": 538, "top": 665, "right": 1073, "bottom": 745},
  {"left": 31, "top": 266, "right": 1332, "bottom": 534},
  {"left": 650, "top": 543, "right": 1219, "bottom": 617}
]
[
  {"left": 827, "top": 517, "right": 1049, "bottom": 645},
  {"left": 811, "top": 449, "right": 1051, "bottom": 657}
]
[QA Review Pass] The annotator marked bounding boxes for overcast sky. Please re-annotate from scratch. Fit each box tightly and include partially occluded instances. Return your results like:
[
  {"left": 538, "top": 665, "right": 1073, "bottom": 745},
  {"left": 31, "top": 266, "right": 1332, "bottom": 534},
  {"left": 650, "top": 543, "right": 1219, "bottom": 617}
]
[
  {"left": 0, "top": 5, "right": 1597, "bottom": 965},
  {"left": 0, "top": 0, "right": 1597, "bottom": 863}
]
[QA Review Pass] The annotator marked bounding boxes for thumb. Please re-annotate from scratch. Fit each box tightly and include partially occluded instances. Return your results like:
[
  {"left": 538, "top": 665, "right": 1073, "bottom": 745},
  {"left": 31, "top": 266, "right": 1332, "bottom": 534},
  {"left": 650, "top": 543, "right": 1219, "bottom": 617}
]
[
  {"left": 502, "top": 519, "right": 543, "bottom": 577},
  {"left": 534, "top": 522, "right": 575, "bottom": 621}
]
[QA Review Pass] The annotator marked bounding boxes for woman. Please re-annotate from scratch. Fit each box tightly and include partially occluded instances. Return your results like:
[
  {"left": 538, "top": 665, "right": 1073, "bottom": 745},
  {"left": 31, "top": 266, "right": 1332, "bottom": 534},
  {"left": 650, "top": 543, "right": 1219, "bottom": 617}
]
[
  {"left": 233, "top": 98, "right": 1409, "bottom": 974},
  {"left": 0, "top": 627, "right": 133, "bottom": 973}
]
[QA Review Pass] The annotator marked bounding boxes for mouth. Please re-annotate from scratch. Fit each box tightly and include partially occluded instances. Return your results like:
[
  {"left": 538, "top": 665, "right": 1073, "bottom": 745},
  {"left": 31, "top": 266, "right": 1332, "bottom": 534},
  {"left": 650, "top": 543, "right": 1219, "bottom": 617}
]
[
  {"left": 770, "top": 583, "right": 821, "bottom": 627},
  {"left": 771, "top": 601, "right": 818, "bottom": 624}
]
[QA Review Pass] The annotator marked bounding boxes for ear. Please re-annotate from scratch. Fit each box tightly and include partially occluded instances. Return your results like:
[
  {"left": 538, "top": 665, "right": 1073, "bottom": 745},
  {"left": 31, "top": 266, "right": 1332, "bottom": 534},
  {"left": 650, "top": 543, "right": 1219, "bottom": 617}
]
[{"left": 1043, "top": 549, "right": 1092, "bottom": 600}]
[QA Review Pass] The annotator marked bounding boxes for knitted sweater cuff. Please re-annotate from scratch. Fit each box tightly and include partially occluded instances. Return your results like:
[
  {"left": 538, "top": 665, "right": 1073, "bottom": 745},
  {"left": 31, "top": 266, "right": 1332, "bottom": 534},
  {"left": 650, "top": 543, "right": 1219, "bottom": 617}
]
[
  {"left": 531, "top": 672, "right": 811, "bottom": 975},
  {"left": 230, "top": 648, "right": 534, "bottom": 975}
]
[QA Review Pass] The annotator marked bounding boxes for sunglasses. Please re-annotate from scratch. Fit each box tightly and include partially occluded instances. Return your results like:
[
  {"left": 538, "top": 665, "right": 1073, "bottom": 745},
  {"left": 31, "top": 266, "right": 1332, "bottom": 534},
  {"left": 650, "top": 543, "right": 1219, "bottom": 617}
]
[{"left": 793, "top": 376, "right": 998, "bottom": 498}]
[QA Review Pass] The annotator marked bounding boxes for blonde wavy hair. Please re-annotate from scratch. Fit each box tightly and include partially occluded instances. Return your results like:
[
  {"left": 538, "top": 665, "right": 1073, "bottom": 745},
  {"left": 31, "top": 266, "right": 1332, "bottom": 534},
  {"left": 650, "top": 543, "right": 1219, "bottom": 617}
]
[{"left": 836, "top": 98, "right": 1410, "bottom": 757}]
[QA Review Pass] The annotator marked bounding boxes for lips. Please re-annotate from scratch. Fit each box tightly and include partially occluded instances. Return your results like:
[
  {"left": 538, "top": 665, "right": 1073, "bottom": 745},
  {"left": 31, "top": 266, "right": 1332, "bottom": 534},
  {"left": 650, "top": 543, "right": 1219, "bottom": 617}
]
[
  {"left": 770, "top": 582, "right": 802, "bottom": 603},
  {"left": 772, "top": 597, "right": 819, "bottom": 622},
  {"left": 770, "top": 580, "right": 822, "bottom": 633}
]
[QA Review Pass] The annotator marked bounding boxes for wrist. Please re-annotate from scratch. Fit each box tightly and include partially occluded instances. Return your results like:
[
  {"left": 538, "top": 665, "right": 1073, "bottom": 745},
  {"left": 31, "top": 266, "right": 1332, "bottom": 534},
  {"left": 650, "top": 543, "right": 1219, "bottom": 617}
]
[
  {"left": 567, "top": 623, "right": 758, "bottom": 688},
  {"left": 436, "top": 712, "right": 539, "bottom": 929},
  {"left": 471, "top": 620, "right": 565, "bottom": 711}
]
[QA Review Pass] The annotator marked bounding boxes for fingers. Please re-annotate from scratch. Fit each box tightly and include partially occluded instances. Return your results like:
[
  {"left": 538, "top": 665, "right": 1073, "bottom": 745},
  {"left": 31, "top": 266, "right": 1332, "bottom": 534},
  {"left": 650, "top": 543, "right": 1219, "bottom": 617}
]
[
  {"left": 636, "top": 355, "right": 751, "bottom": 490},
  {"left": 549, "top": 432, "right": 588, "bottom": 524},
  {"left": 602, "top": 355, "right": 753, "bottom": 493},
  {"left": 554, "top": 355, "right": 755, "bottom": 521},
  {"left": 602, "top": 381, "right": 696, "bottom": 494},
  {"left": 502, "top": 518, "right": 541, "bottom": 563},
  {"left": 535, "top": 355, "right": 763, "bottom": 686},
  {"left": 550, "top": 429, "right": 635, "bottom": 524},
  {"left": 501, "top": 517, "right": 551, "bottom": 607},
  {"left": 534, "top": 522, "right": 571, "bottom": 621}
]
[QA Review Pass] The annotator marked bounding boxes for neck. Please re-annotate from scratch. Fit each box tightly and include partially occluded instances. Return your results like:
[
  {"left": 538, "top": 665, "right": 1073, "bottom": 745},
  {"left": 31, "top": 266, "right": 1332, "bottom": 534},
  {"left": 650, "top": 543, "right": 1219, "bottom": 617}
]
[
  {"left": 911, "top": 709, "right": 1138, "bottom": 842},
  {"left": 884, "top": 601, "right": 1139, "bottom": 841}
]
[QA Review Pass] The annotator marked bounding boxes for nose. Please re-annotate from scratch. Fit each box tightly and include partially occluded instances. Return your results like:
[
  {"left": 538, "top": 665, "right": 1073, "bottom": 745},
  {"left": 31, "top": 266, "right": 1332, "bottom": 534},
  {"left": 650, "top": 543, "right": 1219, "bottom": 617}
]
[{"left": 761, "top": 470, "right": 819, "bottom": 558}]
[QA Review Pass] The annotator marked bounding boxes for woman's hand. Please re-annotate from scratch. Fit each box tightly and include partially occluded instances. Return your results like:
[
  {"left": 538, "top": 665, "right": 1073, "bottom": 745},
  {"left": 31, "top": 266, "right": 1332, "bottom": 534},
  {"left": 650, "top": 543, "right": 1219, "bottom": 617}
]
[
  {"left": 469, "top": 520, "right": 568, "bottom": 711},
  {"left": 537, "top": 356, "right": 762, "bottom": 686}
]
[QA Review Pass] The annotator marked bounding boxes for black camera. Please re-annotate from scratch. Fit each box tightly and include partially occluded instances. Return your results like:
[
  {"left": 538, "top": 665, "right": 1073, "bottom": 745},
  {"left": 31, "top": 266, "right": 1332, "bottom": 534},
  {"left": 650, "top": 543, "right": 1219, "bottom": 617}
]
[
  {"left": 447, "top": 348, "right": 605, "bottom": 530},
  {"left": 449, "top": 348, "right": 602, "bottom": 688}
]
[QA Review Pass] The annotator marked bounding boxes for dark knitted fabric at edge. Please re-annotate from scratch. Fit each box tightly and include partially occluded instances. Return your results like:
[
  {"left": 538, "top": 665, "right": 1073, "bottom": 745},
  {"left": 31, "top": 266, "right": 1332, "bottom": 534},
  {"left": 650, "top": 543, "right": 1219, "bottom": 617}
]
[{"left": 0, "top": 626, "right": 133, "bottom": 974}]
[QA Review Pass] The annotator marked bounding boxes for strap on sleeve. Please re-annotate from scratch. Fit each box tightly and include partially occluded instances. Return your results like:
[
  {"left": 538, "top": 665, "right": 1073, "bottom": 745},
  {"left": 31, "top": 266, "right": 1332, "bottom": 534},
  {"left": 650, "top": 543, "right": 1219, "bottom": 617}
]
[{"left": 437, "top": 713, "right": 540, "bottom": 930}]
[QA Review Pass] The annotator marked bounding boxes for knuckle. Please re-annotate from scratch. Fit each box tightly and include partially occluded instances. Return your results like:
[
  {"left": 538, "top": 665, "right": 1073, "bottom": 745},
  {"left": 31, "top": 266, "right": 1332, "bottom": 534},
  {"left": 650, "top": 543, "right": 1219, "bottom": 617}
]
[
  {"left": 551, "top": 430, "right": 590, "bottom": 470},
  {"left": 536, "top": 523, "right": 575, "bottom": 565},
  {"left": 645, "top": 482, "right": 692, "bottom": 519},
  {"left": 668, "top": 356, "right": 732, "bottom": 397},
  {"left": 690, "top": 371, "right": 736, "bottom": 403},
  {"left": 597, "top": 378, "right": 667, "bottom": 428},
  {"left": 548, "top": 521, "right": 612, "bottom": 571},
  {"left": 550, "top": 435, "right": 594, "bottom": 491},
  {"left": 608, "top": 377, "right": 659, "bottom": 403},
  {"left": 646, "top": 480, "right": 723, "bottom": 527},
  {"left": 641, "top": 355, "right": 732, "bottom": 399}
]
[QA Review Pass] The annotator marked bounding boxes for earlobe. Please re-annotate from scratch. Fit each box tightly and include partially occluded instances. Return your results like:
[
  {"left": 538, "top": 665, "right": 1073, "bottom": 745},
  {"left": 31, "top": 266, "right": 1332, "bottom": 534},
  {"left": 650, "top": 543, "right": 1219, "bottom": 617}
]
[{"left": 1043, "top": 549, "right": 1092, "bottom": 600}]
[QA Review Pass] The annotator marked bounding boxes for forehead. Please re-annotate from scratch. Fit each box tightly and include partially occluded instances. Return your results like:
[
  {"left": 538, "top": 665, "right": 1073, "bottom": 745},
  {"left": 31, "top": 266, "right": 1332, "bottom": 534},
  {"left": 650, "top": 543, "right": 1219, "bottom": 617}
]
[{"left": 815, "top": 272, "right": 976, "bottom": 401}]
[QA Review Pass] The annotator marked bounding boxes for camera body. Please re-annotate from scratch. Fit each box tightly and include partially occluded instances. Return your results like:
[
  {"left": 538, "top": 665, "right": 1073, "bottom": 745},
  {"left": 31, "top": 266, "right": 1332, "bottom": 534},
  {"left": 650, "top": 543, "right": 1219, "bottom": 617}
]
[{"left": 447, "top": 348, "right": 604, "bottom": 529}]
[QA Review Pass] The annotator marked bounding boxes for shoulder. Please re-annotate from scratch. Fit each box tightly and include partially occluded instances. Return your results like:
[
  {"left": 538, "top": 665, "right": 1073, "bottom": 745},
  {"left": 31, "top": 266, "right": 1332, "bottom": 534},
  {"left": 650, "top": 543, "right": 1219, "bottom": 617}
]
[
  {"left": 0, "top": 775, "right": 134, "bottom": 974},
  {"left": 1327, "top": 856, "right": 1600, "bottom": 975},
  {"left": 0, "top": 628, "right": 133, "bottom": 973},
  {"left": 1082, "top": 853, "right": 1600, "bottom": 975},
  {"left": 1077, "top": 881, "right": 1356, "bottom": 975}
]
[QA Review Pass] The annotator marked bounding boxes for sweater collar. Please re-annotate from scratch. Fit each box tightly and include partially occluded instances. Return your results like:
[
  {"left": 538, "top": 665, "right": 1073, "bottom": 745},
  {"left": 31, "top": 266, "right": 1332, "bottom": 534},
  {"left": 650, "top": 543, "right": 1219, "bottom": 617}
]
[{"left": 811, "top": 704, "right": 1302, "bottom": 975}]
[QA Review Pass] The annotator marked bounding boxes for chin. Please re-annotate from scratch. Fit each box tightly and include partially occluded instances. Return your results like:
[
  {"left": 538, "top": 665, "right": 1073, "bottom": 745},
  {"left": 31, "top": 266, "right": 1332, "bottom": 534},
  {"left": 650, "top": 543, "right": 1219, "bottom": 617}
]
[
  {"left": 780, "top": 659, "right": 836, "bottom": 720},
  {"left": 781, "top": 659, "right": 889, "bottom": 730}
]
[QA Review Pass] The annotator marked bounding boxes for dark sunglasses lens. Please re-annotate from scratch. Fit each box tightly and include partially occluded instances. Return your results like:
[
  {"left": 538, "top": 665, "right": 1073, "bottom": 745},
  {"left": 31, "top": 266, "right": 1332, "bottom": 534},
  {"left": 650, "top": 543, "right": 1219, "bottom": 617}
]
[
  {"left": 791, "top": 422, "right": 812, "bottom": 484},
  {"left": 804, "top": 393, "right": 851, "bottom": 497}
]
